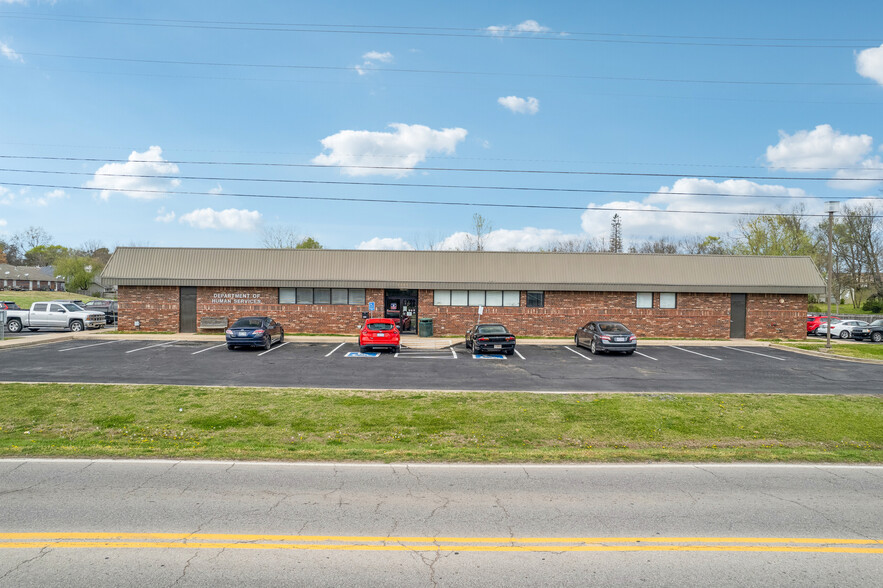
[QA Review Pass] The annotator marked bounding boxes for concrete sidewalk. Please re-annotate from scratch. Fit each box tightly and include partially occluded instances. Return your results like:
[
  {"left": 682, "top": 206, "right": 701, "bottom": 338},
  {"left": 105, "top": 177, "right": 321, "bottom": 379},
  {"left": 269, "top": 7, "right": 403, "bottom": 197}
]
[{"left": 0, "top": 327, "right": 792, "bottom": 350}]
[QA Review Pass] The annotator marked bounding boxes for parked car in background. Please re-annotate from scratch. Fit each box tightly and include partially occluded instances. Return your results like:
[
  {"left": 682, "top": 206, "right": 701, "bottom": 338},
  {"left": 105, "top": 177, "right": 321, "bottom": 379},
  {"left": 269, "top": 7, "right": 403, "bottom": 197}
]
[
  {"left": 225, "top": 316, "right": 284, "bottom": 350},
  {"left": 4, "top": 302, "right": 105, "bottom": 333},
  {"left": 816, "top": 319, "right": 869, "bottom": 339},
  {"left": 83, "top": 300, "right": 118, "bottom": 325},
  {"left": 359, "top": 318, "right": 401, "bottom": 353},
  {"left": 0, "top": 301, "right": 21, "bottom": 310},
  {"left": 852, "top": 319, "right": 883, "bottom": 343},
  {"left": 807, "top": 315, "right": 839, "bottom": 335},
  {"left": 465, "top": 323, "right": 516, "bottom": 355},
  {"left": 575, "top": 321, "right": 637, "bottom": 355}
]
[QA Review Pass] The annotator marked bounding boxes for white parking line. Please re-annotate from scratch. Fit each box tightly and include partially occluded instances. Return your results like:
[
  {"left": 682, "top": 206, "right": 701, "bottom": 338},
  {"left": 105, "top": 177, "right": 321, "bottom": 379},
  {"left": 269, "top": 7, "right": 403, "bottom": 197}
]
[
  {"left": 514, "top": 349, "right": 526, "bottom": 360},
  {"left": 634, "top": 350, "right": 657, "bottom": 361},
  {"left": 728, "top": 347, "right": 786, "bottom": 361},
  {"left": 564, "top": 346, "right": 592, "bottom": 361},
  {"left": 451, "top": 347, "right": 457, "bottom": 359},
  {"left": 258, "top": 341, "right": 289, "bottom": 356},
  {"left": 58, "top": 340, "right": 123, "bottom": 352},
  {"left": 191, "top": 343, "right": 226, "bottom": 355},
  {"left": 325, "top": 342, "right": 346, "bottom": 357},
  {"left": 126, "top": 340, "right": 180, "bottom": 354},
  {"left": 670, "top": 346, "right": 722, "bottom": 361}
]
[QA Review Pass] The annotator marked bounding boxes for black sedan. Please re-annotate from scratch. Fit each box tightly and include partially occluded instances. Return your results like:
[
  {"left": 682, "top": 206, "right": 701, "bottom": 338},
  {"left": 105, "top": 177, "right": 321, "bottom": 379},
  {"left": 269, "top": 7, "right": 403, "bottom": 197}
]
[
  {"left": 575, "top": 321, "right": 637, "bottom": 355},
  {"left": 465, "top": 323, "right": 516, "bottom": 355},
  {"left": 225, "top": 316, "right": 284, "bottom": 350},
  {"left": 852, "top": 319, "right": 883, "bottom": 343}
]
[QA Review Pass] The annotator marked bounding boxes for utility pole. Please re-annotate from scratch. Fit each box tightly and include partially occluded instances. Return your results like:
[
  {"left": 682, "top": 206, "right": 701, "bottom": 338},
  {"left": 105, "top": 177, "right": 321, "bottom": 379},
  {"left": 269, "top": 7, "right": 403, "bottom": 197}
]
[{"left": 825, "top": 201, "right": 839, "bottom": 350}]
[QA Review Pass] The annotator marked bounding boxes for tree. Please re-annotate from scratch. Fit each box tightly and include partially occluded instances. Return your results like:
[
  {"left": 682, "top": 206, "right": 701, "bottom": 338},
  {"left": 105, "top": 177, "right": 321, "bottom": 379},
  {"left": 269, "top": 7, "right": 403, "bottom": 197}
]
[
  {"left": 295, "top": 237, "right": 323, "bottom": 249},
  {"left": 733, "top": 206, "right": 818, "bottom": 260},
  {"left": 609, "top": 214, "right": 623, "bottom": 253},
  {"left": 630, "top": 237, "right": 679, "bottom": 254},
  {"left": 462, "top": 213, "right": 493, "bottom": 251},
  {"left": 25, "top": 244, "right": 70, "bottom": 267},
  {"left": 260, "top": 224, "right": 302, "bottom": 248},
  {"left": 541, "top": 236, "right": 606, "bottom": 253},
  {"left": 55, "top": 256, "right": 102, "bottom": 292},
  {"left": 13, "top": 226, "right": 52, "bottom": 251},
  {"left": 682, "top": 235, "right": 734, "bottom": 255}
]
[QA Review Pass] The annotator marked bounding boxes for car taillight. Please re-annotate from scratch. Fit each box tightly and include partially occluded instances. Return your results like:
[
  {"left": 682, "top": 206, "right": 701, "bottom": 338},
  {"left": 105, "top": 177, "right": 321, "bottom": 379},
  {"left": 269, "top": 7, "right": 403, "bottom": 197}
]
[
  {"left": 478, "top": 337, "right": 489, "bottom": 342},
  {"left": 253, "top": 329, "right": 265, "bottom": 335},
  {"left": 225, "top": 329, "right": 233, "bottom": 335},
  {"left": 629, "top": 335, "right": 637, "bottom": 341},
  {"left": 505, "top": 336, "right": 514, "bottom": 341},
  {"left": 600, "top": 335, "right": 611, "bottom": 341}
]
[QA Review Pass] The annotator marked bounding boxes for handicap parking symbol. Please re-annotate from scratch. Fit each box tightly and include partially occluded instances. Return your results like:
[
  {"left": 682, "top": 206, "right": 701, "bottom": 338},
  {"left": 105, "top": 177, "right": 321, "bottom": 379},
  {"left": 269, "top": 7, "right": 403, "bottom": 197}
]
[
  {"left": 473, "top": 354, "right": 506, "bottom": 360},
  {"left": 345, "top": 351, "right": 380, "bottom": 358}
]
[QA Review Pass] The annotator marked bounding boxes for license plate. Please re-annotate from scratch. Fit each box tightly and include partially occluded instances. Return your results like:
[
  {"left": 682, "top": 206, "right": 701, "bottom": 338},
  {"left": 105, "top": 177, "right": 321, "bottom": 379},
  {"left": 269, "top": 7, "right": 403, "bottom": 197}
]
[
  {"left": 238, "top": 331, "right": 247, "bottom": 337},
  {"left": 377, "top": 333, "right": 387, "bottom": 337},
  {"left": 615, "top": 337, "right": 625, "bottom": 342},
  {"left": 489, "top": 345, "right": 498, "bottom": 349}
]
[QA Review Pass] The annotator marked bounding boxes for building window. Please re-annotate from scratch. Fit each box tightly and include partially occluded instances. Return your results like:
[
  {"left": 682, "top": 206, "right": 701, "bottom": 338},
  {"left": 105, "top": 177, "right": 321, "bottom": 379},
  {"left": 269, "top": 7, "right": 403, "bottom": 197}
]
[
  {"left": 636, "top": 292, "right": 653, "bottom": 308},
  {"left": 660, "top": 292, "right": 677, "bottom": 309},
  {"left": 434, "top": 289, "right": 520, "bottom": 307},
  {"left": 280, "top": 287, "right": 366, "bottom": 305},
  {"left": 526, "top": 291, "right": 544, "bottom": 307}
]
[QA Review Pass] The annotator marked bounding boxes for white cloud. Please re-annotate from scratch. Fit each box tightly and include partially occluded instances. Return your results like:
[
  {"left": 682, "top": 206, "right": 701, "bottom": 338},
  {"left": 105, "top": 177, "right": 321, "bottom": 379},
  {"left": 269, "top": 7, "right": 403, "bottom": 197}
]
[
  {"left": 497, "top": 95, "right": 539, "bottom": 115},
  {"left": 178, "top": 207, "right": 262, "bottom": 231},
  {"left": 580, "top": 178, "right": 813, "bottom": 240},
  {"left": 362, "top": 51, "right": 393, "bottom": 63},
  {"left": 357, "top": 237, "right": 415, "bottom": 250},
  {"left": 24, "top": 188, "right": 67, "bottom": 207},
  {"left": 356, "top": 50, "right": 393, "bottom": 75},
  {"left": 765, "top": 124, "right": 872, "bottom": 171},
  {"left": 312, "top": 123, "right": 468, "bottom": 177},
  {"left": 436, "top": 227, "right": 578, "bottom": 251},
  {"left": 208, "top": 184, "right": 223, "bottom": 195},
  {"left": 830, "top": 155, "right": 883, "bottom": 191},
  {"left": 154, "top": 207, "right": 176, "bottom": 223},
  {"left": 856, "top": 43, "right": 883, "bottom": 85},
  {"left": 0, "top": 41, "right": 23, "bottom": 63},
  {"left": 0, "top": 218, "right": 6, "bottom": 227},
  {"left": 0, "top": 186, "right": 11, "bottom": 205},
  {"left": 84, "top": 146, "right": 181, "bottom": 200},
  {"left": 487, "top": 20, "right": 551, "bottom": 37}
]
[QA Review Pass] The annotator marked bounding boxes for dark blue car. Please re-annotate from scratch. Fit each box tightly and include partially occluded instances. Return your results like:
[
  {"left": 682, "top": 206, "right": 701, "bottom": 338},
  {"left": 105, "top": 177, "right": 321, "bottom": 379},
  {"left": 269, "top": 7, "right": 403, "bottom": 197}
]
[{"left": 226, "top": 316, "right": 284, "bottom": 350}]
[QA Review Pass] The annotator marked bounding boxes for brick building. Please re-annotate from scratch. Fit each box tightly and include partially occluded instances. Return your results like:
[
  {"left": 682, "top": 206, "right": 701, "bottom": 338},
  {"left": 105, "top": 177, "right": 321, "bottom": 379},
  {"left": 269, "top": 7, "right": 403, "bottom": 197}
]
[
  {"left": 101, "top": 248, "right": 826, "bottom": 339},
  {"left": 0, "top": 264, "right": 65, "bottom": 292}
]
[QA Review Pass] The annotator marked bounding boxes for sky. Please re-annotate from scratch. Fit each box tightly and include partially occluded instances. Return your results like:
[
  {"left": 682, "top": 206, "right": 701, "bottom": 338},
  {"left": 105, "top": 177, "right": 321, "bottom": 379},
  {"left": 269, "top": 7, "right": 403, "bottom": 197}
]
[{"left": 1, "top": 1, "right": 882, "bottom": 252}]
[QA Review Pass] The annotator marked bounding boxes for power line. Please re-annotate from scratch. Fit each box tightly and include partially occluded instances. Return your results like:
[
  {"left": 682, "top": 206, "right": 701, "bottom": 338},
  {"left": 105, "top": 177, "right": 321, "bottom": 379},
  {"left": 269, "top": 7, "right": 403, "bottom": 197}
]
[
  {"left": 2, "top": 12, "right": 878, "bottom": 48},
  {"left": 4, "top": 166, "right": 882, "bottom": 202},
  {"left": 2, "top": 181, "right": 877, "bottom": 218},
  {"left": 1, "top": 154, "right": 880, "bottom": 182},
  {"left": 13, "top": 51, "right": 876, "bottom": 87}
]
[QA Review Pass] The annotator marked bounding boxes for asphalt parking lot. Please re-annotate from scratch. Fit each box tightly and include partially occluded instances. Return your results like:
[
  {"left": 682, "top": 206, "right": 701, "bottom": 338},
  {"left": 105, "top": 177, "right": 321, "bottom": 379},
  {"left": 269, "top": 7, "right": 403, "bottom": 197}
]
[{"left": 0, "top": 338, "right": 879, "bottom": 394}]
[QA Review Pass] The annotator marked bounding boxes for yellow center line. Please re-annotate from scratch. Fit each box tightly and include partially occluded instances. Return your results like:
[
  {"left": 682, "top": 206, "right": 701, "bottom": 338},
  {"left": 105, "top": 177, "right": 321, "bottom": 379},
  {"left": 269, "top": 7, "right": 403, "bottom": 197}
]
[{"left": 0, "top": 533, "right": 880, "bottom": 554}]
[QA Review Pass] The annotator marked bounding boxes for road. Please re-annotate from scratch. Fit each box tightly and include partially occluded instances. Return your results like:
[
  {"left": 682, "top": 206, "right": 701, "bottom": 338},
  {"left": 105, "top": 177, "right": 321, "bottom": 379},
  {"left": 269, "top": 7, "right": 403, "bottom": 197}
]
[
  {"left": 1, "top": 339, "right": 881, "bottom": 393},
  {"left": 1, "top": 460, "right": 880, "bottom": 586}
]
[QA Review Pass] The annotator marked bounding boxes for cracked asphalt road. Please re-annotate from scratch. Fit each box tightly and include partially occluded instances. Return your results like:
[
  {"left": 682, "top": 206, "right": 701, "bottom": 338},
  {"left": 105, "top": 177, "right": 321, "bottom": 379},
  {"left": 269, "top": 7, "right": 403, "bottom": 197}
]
[{"left": 1, "top": 460, "right": 881, "bottom": 587}]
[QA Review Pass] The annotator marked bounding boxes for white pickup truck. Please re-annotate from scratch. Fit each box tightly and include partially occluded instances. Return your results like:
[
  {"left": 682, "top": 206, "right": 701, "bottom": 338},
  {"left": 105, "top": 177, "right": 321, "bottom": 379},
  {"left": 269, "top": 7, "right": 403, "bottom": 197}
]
[{"left": 4, "top": 301, "right": 106, "bottom": 333}]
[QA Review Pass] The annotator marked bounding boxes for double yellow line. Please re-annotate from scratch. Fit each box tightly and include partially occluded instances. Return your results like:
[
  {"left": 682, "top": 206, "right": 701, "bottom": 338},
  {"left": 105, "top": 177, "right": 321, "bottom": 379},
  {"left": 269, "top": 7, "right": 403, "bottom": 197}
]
[{"left": 0, "top": 533, "right": 881, "bottom": 554}]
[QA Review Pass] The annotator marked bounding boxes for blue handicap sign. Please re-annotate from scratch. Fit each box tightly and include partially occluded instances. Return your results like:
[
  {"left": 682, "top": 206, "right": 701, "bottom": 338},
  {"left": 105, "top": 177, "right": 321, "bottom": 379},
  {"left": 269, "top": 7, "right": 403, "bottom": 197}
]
[
  {"left": 473, "top": 354, "right": 506, "bottom": 359},
  {"left": 345, "top": 351, "right": 380, "bottom": 358},
  {"left": 368, "top": 301, "right": 375, "bottom": 311}
]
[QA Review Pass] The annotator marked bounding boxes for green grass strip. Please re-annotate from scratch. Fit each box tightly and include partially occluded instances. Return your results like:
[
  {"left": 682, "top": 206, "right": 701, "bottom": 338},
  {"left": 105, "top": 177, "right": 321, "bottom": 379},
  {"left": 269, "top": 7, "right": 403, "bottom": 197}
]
[
  {"left": 781, "top": 342, "right": 883, "bottom": 361},
  {"left": 1, "top": 383, "right": 880, "bottom": 463}
]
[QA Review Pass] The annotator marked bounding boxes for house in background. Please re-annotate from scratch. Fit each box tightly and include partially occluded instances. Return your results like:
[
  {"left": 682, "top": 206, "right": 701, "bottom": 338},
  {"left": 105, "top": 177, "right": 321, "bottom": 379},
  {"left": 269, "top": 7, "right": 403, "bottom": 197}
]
[{"left": 0, "top": 264, "right": 65, "bottom": 291}]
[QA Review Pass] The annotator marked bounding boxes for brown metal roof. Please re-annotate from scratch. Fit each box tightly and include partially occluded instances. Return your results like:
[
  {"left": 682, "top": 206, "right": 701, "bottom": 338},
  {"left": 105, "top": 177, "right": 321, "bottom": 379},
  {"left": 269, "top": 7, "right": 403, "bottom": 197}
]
[{"left": 100, "top": 247, "right": 826, "bottom": 294}]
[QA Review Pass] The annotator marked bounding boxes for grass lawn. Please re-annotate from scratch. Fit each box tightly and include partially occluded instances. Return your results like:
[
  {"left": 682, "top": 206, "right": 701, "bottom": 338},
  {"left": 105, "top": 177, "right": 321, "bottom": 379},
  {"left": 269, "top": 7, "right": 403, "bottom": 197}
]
[
  {"left": 1, "top": 383, "right": 880, "bottom": 463},
  {"left": 781, "top": 342, "right": 883, "bottom": 361},
  {"left": 1, "top": 291, "right": 106, "bottom": 308}
]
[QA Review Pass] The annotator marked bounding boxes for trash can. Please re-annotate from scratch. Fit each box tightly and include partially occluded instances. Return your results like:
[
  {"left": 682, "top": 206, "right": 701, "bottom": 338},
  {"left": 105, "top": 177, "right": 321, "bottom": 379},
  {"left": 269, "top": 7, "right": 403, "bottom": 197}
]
[{"left": 418, "top": 318, "right": 433, "bottom": 337}]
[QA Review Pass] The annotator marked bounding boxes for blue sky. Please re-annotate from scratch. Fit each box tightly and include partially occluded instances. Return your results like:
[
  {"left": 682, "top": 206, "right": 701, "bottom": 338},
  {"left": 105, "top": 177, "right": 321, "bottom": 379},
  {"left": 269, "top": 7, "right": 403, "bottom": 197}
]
[{"left": 1, "top": 1, "right": 882, "bottom": 252}]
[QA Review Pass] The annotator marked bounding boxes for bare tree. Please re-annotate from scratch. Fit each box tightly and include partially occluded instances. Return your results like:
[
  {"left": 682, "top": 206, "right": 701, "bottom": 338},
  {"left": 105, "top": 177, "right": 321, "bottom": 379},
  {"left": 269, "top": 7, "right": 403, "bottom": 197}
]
[
  {"left": 12, "top": 226, "right": 52, "bottom": 252},
  {"left": 541, "top": 236, "right": 606, "bottom": 253},
  {"left": 609, "top": 214, "right": 623, "bottom": 253},
  {"left": 462, "top": 213, "right": 493, "bottom": 251},
  {"left": 260, "top": 224, "right": 302, "bottom": 249}
]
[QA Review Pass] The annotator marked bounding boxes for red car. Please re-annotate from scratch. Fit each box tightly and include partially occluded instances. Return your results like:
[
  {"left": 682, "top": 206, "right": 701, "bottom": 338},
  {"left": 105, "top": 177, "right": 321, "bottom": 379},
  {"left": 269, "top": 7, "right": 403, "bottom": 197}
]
[
  {"left": 359, "top": 318, "right": 400, "bottom": 353},
  {"left": 807, "top": 315, "right": 839, "bottom": 335}
]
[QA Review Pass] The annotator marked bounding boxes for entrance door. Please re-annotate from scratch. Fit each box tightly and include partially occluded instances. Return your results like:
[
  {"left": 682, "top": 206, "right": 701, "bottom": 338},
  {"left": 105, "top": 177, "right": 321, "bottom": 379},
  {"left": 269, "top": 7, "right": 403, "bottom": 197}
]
[
  {"left": 730, "top": 293, "right": 747, "bottom": 338},
  {"left": 179, "top": 286, "right": 197, "bottom": 333},
  {"left": 384, "top": 289, "right": 418, "bottom": 333}
]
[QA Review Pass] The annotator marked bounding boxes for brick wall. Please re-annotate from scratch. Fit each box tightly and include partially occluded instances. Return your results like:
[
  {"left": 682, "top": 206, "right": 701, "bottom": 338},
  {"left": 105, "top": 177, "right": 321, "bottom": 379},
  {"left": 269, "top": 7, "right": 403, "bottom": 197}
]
[
  {"left": 118, "top": 286, "right": 807, "bottom": 339},
  {"left": 118, "top": 286, "right": 180, "bottom": 331}
]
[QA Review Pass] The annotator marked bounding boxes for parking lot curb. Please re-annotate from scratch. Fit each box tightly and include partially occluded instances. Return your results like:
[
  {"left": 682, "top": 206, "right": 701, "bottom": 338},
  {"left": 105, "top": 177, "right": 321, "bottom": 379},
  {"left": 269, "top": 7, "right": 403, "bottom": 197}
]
[{"left": 768, "top": 343, "right": 883, "bottom": 365}]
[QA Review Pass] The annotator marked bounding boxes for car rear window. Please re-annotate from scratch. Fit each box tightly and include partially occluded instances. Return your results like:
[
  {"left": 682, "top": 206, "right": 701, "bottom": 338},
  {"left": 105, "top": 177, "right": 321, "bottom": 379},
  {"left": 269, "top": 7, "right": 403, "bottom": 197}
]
[
  {"left": 598, "top": 322, "right": 629, "bottom": 333},
  {"left": 231, "top": 318, "right": 264, "bottom": 328},
  {"left": 366, "top": 322, "right": 395, "bottom": 331},
  {"left": 476, "top": 325, "right": 507, "bottom": 334}
]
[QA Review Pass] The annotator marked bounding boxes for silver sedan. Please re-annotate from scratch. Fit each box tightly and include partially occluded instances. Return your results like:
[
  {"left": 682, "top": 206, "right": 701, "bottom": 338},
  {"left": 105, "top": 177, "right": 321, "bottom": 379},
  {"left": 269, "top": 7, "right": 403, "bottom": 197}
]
[{"left": 816, "top": 319, "right": 869, "bottom": 339}]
